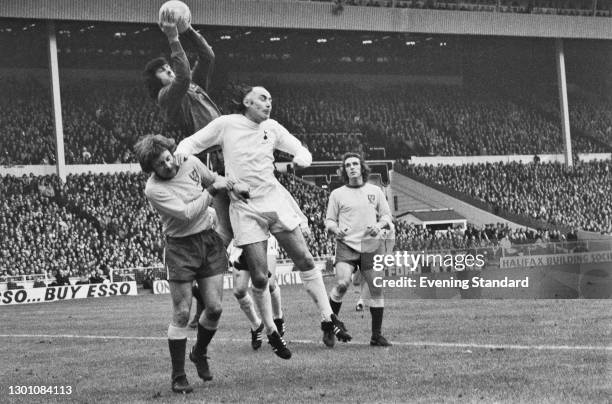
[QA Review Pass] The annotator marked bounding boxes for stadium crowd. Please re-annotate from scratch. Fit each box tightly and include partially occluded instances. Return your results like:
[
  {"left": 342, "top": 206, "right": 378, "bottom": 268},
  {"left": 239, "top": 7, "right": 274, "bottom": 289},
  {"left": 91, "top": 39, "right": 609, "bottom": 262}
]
[
  {"left": 1, "top": 80, "right": 608, "bottom": 167},
  {"left": 2, "top": 165, "right": 588, "bottom": 282},
  {"left": 0, "top": 174, "right": 105, "bottom": 280},
  {"left": 312, "top": 0, "right": 612, "bottom": 16},
  {"left": 61, "top": 171, "right": 163, "bottom": 269},
  {"left": 528, "top": 89, "right": 612, "bottom": 147},
  {"left": 396, "top": 160, "right": 612, "bottom": 234},
  {"left": 568, "top": 97, "right": 612, "bottom": 146},
  {"left": 393, "top": 220, "right": 570, "bottom": 252},
  {"left": 272, "top": 83, "right": 605, "bottom": 157}
]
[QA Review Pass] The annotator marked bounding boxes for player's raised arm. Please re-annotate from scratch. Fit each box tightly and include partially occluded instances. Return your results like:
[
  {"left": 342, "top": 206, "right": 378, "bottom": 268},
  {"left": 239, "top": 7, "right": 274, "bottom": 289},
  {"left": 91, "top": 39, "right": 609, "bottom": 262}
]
[
  {"left": 156, "top": 23, "right": 191, "bottom": 110},
  {"left": 175, "top": 116, "right": 225, "bottom": 159},
  {"left": 183, "top": 27, "right": 215, "bottom": 92},
  {"left": 274, "top": 123, "right": 312, "bottom": 168}
]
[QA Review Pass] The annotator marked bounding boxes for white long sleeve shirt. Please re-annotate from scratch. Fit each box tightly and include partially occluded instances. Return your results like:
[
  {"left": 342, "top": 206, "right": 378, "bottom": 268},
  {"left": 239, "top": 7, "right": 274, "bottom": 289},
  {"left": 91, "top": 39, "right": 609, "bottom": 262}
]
[{"left": 176, "top": 114, "right": 312, "bottom": 200}]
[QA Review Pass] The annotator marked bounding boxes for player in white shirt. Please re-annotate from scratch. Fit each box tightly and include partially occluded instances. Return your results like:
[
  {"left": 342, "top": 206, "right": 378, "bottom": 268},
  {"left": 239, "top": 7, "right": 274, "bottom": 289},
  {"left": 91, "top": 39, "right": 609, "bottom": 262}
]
[
  {"left": 190, "top": 147, "right": 303, "bottom": 344},
  {"left": 175, "top": 85, "right": 351, "bottom": 352},
  {"left": 325, "top": 153, "right": 393, "bottom": 347}
]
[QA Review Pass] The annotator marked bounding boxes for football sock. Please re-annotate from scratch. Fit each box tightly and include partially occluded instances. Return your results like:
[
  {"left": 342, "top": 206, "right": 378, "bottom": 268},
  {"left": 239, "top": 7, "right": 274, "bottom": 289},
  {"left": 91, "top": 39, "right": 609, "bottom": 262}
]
[
  {"left": 167, "top": 324, "right": 188, "bottom": 379},
  {"left": 329, "top": 297, "right": 342, "bottom": 316},
  {"left": 300, "top": 268, "right": 334, "bottom": 322},
  {"left": 370, "top": 307, "right": 384, "bottom": 336},
  {"left": 329, "top": 285, "right": 347, "bottom": 315},
  {"left": 194, "top": 309, "right": 219, "bottom": 356},
  {"left": 252, "top": 285, "right": 277, "bottom": 335},
  {"left": 195, "top": 324, "right": 216, "bottom": 356},
  {"left": 237, "top": 294, "right": 261, "bottom": 330},
  {"left": 270, "top": 286, "right": 283, "bottom": 319}
]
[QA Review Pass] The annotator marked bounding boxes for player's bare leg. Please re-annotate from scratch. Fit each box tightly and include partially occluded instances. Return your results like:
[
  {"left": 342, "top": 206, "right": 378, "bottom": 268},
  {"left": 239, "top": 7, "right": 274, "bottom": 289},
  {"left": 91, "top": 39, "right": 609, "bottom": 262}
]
[
  {"left": 188, "top": 282, "right": 204, "bottom": 329},
  {"left": 189, "top": 273, "right": 224, "bottom": 380},
  {"left": 356, "top": 275, "right": 370, "bottom": 312},
  {"left": 274, "top": 227, "right": 352, "bottom": 347},
  {"left": 242, "top": 241, "right": 291, "bottom": 359},
  {"left": 168, "top": 281, "right": 195, "bottom": 393},
  {"left": 329, "top": 262, "right": 354, "bottom": 316}
]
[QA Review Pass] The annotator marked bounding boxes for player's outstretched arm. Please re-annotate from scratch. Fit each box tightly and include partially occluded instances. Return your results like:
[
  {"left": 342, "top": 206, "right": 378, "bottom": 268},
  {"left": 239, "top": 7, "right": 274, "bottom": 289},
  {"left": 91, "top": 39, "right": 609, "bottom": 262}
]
[
  {"left": 183, "top": 27, "right": 215, "bottom": 92},
  {"left": 175, "top": 116, "right": 225, "bottom": 160},
  {"left": 158, "top": 22, "right": 190, "bottom": 108},
  {"left": 273, "top": 123, "right": 312, "bottom": 168}
]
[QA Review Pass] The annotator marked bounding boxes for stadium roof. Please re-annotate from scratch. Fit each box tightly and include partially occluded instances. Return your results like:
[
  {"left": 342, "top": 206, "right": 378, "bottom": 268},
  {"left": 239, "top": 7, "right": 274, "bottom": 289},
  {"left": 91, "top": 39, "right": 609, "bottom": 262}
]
[{"left": 0, "top": 0, "right": 611, "bottom": 39}]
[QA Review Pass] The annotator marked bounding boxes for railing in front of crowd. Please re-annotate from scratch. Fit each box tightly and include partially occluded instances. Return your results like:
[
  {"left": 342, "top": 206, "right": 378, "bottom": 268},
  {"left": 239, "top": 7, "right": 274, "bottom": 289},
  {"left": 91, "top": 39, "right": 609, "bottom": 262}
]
[
  {"left": 113, "top": 257, "right": 336, "bottom": 283},
  {"left": 0, "top": 273, "right": 50, "bottom": 291},
  {"left": 500, "top": 239, "right": 612, "bottom": 257},
  {"left": 0, "top": 257, "right": 337, "bottom": 292}
]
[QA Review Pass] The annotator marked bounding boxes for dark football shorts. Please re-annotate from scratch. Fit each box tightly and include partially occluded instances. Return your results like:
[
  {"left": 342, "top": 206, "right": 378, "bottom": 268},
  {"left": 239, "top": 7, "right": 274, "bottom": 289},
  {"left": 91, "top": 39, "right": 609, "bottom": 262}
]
[
  {"left": 233, "top": 252, "right": 249, "bottom": 271},
  {"left": 164, "top": 229, "right": 228, "bottom": 282},
  {"left": 335, "top": 240, "right": 384, "bottom": 272},
  {"left": 232, "top": 252, "right": 272, "bottom": 278}
]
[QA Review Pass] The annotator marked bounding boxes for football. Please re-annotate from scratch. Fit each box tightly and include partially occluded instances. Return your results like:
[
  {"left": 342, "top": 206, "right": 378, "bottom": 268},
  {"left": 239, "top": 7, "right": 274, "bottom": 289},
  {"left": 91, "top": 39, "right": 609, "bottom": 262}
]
[{"left": 158, "top": 0, "right": 191, "bottom": 33}]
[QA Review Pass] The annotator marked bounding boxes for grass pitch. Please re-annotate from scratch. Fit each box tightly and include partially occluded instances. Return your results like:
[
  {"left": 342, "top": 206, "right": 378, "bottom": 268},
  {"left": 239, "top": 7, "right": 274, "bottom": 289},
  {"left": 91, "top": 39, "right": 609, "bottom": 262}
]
[{"left": 1, "top": 282, "right": 610, "bottom": 404}]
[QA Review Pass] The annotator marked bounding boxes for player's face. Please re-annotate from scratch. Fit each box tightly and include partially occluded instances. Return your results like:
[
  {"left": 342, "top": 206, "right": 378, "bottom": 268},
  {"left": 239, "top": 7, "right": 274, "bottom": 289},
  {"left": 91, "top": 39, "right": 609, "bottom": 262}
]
[
  {"left": 152, "top": 150, "right": 178, "bottom": 180},
  {"left": 244, "top": 87, "right": 272, "bottom": 123},
  {"left": 344, "top": 157, "right": 362, "bottom": 180},
  {"left": 155, "top": 64, "right": 175, "bottom": 86}
]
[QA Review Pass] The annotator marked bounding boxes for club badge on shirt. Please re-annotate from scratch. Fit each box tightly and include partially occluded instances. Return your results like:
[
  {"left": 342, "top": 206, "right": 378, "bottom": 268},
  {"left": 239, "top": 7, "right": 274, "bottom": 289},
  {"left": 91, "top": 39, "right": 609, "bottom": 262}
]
[
  {"left": 189, "top": 169, "right": 201, "bottom": 184},
  {"left": 368, "top": 194, "right": 376, "bottom": 204}
]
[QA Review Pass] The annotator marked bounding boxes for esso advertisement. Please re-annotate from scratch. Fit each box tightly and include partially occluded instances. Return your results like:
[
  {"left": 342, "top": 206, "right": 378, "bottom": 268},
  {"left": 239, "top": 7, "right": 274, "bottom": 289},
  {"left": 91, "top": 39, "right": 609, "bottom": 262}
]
[{"left": 0, "top": 282, "right": 138, "bottom": 305}]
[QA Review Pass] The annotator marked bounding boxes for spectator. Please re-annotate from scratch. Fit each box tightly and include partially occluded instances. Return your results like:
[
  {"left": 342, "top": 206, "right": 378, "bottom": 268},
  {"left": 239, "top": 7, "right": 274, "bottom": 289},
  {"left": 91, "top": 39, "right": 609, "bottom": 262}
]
[{"left": 397, "top": 160, "right": 612, "bottom": 235}]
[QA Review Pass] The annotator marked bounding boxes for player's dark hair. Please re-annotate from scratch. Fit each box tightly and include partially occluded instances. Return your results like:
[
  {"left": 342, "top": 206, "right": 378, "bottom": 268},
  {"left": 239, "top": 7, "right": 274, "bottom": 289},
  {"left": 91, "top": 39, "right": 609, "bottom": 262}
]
[
  {"left": 133, "top": 134, "right": 177, "bottom": 173},
  {"left": 229, "top": 84, "right": 254, "bottom": 114},
  {"left": 339, "top": 152, "right": 370, "bottom": 183},
  {"left": 143, "top": 57, "right": 168, "bottom": 100}
]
